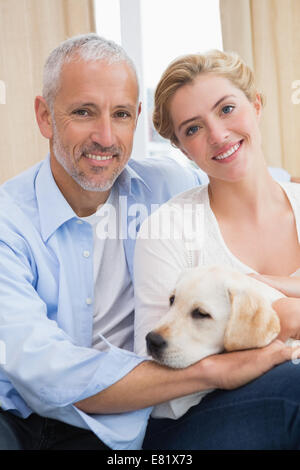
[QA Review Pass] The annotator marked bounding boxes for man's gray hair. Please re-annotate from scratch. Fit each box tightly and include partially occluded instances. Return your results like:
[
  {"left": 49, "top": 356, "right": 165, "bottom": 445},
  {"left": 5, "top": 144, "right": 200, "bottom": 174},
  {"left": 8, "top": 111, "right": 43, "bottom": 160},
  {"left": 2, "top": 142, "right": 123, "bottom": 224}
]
[{"left": 43, "top": 33, "right": 139, "bottom": 110}]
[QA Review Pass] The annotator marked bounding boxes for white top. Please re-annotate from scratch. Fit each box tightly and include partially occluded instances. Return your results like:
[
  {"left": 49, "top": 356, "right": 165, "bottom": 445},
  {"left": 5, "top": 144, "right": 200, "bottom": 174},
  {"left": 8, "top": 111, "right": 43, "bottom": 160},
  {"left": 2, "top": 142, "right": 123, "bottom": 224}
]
[
  {"left": 134, "top": 181, "right": 300, "bottom": 419},
  {"left": 82, "top": 186, "right": 135, "bottom": 352}
]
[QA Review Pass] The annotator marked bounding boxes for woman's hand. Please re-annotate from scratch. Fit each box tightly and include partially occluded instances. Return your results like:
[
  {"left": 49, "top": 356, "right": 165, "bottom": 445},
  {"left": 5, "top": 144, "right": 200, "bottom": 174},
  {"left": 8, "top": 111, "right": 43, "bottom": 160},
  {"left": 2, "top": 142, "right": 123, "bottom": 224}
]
[
  {"left": 272, "top": 297, "right": 300, "bottom": 341},
  {"left": 248, "top": 274, "right": 300, "bottom": 340},
  {"left": 197, "top": 339, "right": 300, "bottom": 391}
]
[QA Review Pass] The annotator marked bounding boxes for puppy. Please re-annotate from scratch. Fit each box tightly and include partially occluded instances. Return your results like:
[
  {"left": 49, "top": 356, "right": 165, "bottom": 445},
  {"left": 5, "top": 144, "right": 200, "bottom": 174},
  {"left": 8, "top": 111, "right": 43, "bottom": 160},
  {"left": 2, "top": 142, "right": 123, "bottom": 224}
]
[{"left": 146, "top": 265, "right": 285, "bottom": 369}]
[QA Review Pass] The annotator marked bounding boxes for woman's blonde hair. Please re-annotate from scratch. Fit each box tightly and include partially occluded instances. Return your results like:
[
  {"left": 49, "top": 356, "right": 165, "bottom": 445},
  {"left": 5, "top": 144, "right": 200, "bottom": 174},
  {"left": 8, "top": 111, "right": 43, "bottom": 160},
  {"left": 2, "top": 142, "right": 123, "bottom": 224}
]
[{"left": 153, "top": 49, "right": 264, "bottom": 146}]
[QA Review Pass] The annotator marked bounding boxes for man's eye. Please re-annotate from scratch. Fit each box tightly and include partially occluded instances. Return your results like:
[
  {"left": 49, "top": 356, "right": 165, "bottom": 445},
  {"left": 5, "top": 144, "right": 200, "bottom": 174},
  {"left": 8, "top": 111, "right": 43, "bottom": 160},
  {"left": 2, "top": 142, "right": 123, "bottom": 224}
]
[
  {"left": 73, "top": 109, "right": 89, "bottom": 117},
  {"left": 115, "top": 111, "right": 130, "bottom": 119},
  {"left": 222, "top": 105, "right": 234, "bottom": 115},
  {"left": 186, "top": 125, "right": 200, "bottom": 136}
]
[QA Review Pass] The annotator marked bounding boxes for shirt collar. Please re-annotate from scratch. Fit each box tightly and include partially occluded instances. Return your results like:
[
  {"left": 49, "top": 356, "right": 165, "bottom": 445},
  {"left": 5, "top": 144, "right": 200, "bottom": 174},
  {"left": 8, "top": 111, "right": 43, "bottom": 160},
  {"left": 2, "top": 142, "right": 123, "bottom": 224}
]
[
  {"left": 36, "top": 155, "right": 77, "bottom": 241},
  {"left": 117, "top": 163, "right": 152, "bottom": 195},
  {"left": 36, "top": 155, "right": 151, "bottom": 241}
]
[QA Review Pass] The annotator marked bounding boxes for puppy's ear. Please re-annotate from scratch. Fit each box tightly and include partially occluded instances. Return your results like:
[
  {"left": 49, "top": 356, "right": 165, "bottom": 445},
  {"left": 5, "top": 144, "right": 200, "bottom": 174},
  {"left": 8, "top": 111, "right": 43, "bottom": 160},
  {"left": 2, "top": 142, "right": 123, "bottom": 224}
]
[{"left": 224, "top": 288, "right": 280, "bottom": 352}]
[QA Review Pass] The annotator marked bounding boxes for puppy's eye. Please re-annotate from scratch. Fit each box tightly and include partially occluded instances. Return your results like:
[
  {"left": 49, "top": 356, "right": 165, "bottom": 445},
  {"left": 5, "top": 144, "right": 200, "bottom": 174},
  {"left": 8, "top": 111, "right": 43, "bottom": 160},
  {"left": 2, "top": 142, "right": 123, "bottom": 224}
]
[
  {"left": 191, "top": 308, "right": 211, "bottom": 319},
  {"left": 169, "top": 295, "right": 175, "bottom": 306}
]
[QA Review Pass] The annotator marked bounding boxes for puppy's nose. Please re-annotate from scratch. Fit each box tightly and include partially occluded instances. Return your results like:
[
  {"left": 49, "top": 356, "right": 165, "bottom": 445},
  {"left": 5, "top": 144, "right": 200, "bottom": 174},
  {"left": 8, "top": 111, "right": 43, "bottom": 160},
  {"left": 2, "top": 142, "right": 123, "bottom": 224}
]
[{"left": 146, "top": 331, "right": 167, "bottom": 357}]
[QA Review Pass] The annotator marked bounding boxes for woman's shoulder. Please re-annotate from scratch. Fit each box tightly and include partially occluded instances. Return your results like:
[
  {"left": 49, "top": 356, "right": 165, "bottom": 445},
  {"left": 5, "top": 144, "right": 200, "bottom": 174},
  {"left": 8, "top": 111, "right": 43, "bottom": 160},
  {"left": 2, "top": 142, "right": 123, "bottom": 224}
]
[
  {"left": 137, "top": 184, "right": 208, "bottom": 240},
  {"left": 148, "top": 184, "right": 208, "bottom": 221},
  {"left": 279, "top": 181, "right": 300, "bottom": 216},
  {"left": 164, "top": 183, "right": 208, "bottom": 206},
  {"left": 280, "top": 181, "right": 300, "bottom": 199}
]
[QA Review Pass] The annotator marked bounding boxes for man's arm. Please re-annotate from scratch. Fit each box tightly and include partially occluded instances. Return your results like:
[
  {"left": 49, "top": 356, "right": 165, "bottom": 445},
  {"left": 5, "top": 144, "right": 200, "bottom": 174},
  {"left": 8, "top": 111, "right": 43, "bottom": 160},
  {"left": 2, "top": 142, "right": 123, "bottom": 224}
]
[{"left": 75, "top": 339, "right": 294, "bottom": 414}]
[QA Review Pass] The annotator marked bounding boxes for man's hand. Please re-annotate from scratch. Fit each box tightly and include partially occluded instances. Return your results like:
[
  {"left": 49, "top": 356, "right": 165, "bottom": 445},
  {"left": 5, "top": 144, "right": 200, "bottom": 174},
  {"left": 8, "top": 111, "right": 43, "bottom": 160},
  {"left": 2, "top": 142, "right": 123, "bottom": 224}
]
[{"left": 198, "top": 339, "right": 299, "bottom": 390}]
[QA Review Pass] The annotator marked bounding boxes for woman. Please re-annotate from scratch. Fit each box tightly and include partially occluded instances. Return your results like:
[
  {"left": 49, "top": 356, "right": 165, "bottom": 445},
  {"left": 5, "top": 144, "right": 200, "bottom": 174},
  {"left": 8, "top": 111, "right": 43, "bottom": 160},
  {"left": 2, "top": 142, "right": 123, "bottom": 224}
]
[{"left": 134, "top": 50, "right": 300, "bottom": 449}]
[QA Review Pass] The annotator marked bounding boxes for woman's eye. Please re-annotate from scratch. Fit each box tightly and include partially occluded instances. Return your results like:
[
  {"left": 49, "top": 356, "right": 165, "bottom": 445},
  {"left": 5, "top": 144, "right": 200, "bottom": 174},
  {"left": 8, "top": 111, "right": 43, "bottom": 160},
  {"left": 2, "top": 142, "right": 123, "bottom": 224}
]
[
  {"left": 186, "top": 125, "right": 200, "bottom": 136},
  {"left": 222, "top": 105, "right": 234, "bottom": 115}
]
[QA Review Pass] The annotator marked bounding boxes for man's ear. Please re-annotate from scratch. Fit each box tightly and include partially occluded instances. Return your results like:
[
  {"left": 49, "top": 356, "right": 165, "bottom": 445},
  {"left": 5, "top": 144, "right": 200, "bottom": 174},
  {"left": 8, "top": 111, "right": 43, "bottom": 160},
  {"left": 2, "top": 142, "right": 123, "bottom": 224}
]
[
  {"left": 34, "top": 96, "right": 53, "bottom": 139},
  {"left": 224, "top": 287, "right": 280, "bottom": 351},
  {"left": 135, "top": 102, "right": 142, "bottom": 129}
]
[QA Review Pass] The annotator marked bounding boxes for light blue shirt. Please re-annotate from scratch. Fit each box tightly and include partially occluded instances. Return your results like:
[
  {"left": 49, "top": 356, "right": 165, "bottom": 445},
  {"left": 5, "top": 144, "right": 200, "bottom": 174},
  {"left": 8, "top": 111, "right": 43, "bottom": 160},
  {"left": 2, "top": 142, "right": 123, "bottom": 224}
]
[{"left": 0, "top": 154, "right": 202, "bottom": 450}]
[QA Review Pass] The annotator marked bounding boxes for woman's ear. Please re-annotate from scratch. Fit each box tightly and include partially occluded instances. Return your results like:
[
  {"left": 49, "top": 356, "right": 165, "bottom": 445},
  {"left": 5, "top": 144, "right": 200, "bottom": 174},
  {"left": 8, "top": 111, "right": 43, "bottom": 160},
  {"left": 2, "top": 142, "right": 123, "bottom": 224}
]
[
  {"left": 224, "top": 287, "right": 280, "bottom": 351},
  {"left": 253, "top": 93, "right": 262, "bottom": 120},
  {"left": 34, "top": 96, "right": 53, "bottom": 139}
]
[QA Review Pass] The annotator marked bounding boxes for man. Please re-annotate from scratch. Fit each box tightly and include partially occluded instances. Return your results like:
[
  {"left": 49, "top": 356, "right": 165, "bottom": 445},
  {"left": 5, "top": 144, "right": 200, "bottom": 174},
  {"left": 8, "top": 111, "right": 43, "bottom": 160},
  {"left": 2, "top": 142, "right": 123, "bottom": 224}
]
[{"left": 0, "top": 34, "right": 295, "bottom": 450}]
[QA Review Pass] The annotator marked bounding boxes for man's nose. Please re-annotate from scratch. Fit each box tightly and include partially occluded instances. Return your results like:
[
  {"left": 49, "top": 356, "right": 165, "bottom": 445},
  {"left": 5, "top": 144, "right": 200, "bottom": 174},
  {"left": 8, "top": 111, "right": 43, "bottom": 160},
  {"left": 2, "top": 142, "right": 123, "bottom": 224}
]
[{"left": 90, "top": 116, "right": 115, "bottom": 148}]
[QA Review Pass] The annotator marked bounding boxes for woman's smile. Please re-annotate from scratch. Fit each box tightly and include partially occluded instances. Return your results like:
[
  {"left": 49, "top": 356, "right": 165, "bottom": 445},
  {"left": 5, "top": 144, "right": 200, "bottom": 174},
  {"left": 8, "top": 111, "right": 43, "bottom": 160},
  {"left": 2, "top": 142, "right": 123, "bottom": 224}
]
[{"left": 212, "top": 140, "right": 243, "bottom": 163}]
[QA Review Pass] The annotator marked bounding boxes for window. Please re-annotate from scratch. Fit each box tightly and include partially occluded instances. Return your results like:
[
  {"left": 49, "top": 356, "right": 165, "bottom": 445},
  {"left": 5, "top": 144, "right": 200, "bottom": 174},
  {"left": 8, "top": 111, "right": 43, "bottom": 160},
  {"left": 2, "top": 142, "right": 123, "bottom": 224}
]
[
  {"left": 94, "top": 0, "right": 223, "bottom": 164},
  {"left": 94, "top": 0, "right": 121, "bottom": 44}
]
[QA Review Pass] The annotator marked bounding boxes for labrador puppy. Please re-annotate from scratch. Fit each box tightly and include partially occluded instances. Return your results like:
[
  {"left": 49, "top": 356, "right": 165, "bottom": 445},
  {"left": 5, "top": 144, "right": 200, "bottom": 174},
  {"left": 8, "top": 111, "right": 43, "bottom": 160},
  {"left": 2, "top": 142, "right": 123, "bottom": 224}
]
[{"left": 146, "top": 265, "right": 285, "bottom": 368}]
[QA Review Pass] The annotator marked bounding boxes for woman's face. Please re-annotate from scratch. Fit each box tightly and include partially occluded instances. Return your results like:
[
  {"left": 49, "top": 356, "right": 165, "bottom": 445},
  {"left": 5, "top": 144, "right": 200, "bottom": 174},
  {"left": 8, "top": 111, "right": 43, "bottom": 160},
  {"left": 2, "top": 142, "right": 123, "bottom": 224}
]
[{"left": 169, "top": 74, "right": 262, "bottom": 182}]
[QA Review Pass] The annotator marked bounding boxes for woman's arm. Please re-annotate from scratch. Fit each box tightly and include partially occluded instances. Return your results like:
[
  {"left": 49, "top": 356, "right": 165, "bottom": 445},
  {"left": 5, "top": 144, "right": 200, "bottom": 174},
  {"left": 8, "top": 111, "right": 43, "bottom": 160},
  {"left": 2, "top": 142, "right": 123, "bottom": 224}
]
[{"left": 250, "top": 273, "right": 300, "bottom": 298}]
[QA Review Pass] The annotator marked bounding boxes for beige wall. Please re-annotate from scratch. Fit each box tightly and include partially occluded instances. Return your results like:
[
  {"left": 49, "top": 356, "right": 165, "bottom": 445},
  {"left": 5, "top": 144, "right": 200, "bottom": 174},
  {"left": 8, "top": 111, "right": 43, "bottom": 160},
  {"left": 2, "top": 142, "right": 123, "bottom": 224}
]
[
  {"left": 0, "top": 0, "right": 95, "bottom": 184},
  {"left": 220, "top": 0, "right": 300, "bottom": 176}
]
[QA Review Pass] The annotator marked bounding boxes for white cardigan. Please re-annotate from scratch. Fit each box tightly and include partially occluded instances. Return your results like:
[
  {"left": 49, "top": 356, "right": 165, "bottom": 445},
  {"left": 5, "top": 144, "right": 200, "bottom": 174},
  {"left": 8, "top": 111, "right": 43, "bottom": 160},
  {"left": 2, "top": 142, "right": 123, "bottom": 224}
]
[{"left": 134, "top": 182, "right": 300, "bottom": 419}]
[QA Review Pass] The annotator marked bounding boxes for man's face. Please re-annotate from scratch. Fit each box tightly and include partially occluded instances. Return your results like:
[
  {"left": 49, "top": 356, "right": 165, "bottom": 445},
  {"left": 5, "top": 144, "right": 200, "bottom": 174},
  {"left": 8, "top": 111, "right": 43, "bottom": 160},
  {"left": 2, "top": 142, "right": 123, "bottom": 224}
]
[{"left": 50, "top": 58, "right": 140, "bottom": 192}]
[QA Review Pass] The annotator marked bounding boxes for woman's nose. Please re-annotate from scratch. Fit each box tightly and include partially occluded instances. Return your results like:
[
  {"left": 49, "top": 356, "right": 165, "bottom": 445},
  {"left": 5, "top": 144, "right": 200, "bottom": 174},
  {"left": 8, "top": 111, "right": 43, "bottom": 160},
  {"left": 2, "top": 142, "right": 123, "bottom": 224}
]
[{"left": 207, "top": 121, "right": 229, "bottom": 146}]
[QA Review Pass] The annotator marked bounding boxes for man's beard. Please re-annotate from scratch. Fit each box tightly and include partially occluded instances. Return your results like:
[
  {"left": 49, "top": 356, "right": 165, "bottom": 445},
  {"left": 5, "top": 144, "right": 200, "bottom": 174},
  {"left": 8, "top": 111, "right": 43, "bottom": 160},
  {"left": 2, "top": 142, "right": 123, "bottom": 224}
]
[{"left": 52, "top": 119, "right": 124, "bottom": 192}]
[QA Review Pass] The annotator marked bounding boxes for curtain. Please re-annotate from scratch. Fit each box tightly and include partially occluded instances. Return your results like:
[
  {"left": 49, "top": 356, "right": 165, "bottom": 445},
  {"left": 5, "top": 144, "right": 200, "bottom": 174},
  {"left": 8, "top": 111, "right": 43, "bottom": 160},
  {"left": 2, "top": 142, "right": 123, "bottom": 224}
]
[
  {"left": 219, "top": 0, "right": 300, "bottom": 176},
  {"left": 0, "top": 0, "right": 95, "bottom": 184}
]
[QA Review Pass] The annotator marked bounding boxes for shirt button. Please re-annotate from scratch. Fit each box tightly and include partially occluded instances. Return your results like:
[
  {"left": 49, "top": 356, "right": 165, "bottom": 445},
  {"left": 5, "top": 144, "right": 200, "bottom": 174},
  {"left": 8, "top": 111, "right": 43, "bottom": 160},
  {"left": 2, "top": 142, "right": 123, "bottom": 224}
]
[
  {"left": 83, "top": 250, "right": 90, "bottom": 258},
  {"left": 86, "top": 297, "right": 92, "bottom": 305},
  {"left": 77, "top": 220, "right": 83, "bottom": 224}
]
